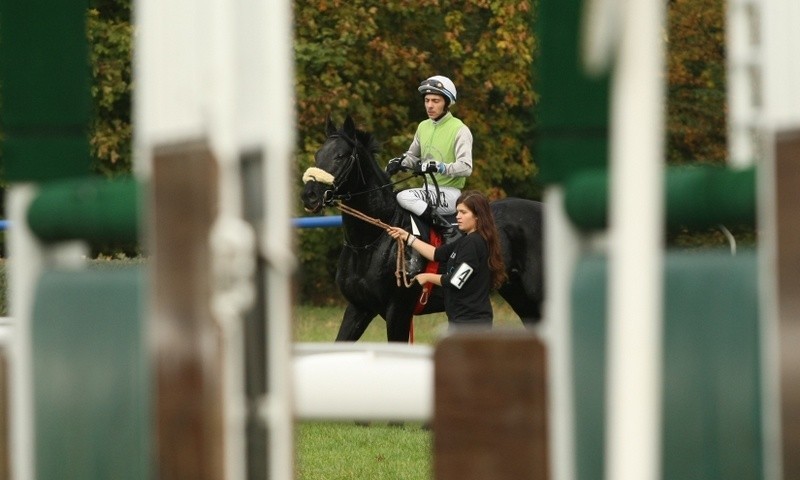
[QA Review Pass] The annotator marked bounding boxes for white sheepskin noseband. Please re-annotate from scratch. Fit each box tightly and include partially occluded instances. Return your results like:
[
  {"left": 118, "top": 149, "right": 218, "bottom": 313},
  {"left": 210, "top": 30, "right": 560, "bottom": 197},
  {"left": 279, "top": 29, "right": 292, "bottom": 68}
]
[{"left": 302, "top": 167, "right": 335, "bottom": 185}]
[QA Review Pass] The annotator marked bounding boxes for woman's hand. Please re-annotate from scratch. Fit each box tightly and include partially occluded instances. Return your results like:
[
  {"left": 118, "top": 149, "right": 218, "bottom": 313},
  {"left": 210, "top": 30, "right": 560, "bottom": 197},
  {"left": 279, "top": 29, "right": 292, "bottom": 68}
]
[
  {"left": 415, "top": 273, "right": 439, "bottom": 286},
  {"left": 387, "top": 225, "right": 435, "bottom": 262},
  {"left": 386, "top": 226, "right": 410, "bottom": 242}
]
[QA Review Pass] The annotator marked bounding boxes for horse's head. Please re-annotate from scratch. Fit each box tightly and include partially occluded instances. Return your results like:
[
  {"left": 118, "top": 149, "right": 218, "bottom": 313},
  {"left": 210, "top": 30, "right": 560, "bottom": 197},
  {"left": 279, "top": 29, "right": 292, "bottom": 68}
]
[{"left": 302, "top": 115, "right": 383, "bottom": 213}]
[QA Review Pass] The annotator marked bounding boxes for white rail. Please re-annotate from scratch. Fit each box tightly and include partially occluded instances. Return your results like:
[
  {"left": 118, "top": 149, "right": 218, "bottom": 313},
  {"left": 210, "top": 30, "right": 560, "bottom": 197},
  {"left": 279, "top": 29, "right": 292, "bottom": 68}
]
[{"left": 293, "top": 343, "right": 434, "bottom": 421}]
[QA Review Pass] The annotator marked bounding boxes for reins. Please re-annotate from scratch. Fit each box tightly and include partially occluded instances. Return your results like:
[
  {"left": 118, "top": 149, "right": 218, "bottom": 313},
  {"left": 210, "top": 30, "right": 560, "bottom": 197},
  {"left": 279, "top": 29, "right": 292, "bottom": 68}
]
[
  {"left": 307, "top": 132, "right": 435, "bottom": 289},
  {"left": 310, "top": 132, "right": 416, "bottom": 207},
  {"left": 335, "top": 201, "right": 416, "bottom": 288},
  {"left": 323, "top": 174, "right": 415, "bottom": 205}
]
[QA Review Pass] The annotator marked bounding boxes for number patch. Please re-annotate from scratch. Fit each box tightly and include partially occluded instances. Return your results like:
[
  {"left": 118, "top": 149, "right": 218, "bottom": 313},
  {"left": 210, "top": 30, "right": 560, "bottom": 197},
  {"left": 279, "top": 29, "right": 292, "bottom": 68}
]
[{"left": 449, "top": 262, "right": 474, "bottom": 289}]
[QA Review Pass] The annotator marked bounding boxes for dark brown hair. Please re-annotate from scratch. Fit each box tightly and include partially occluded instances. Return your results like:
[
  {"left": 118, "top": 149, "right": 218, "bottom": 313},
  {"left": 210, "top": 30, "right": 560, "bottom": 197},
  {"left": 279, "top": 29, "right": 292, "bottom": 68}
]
[{"left": 456, "top": 190, "right": 507, "bottom": 289}]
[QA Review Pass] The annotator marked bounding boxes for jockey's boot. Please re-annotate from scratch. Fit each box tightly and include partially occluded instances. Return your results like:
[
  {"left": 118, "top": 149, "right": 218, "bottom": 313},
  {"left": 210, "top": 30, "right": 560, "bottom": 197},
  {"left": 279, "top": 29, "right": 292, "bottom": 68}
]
[
  {"left": 440, "top": 225, "right": 462, "bottom": 244},
  {"left": 422, "top": 205, "right": 454, "bottom": 231}
]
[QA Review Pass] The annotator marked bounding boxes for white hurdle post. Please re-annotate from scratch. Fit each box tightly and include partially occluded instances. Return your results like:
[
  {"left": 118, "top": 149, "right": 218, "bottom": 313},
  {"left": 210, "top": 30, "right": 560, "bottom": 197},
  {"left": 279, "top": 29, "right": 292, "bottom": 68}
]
[
  {"left": 605, "top": 1, "right": 667, "bottom": 479},
  {"left": 135, "top": 0, "right": 296, "bottom": 478}
]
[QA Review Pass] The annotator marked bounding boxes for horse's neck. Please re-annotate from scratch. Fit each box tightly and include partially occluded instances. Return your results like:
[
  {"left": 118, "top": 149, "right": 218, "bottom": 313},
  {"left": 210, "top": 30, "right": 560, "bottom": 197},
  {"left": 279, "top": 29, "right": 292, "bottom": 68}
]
[
  {"left": 341, "top": 153, "right": 404, "bottom": 228},
  {"left": 341, "top": 185, "right": 403, "bottom": 229}
]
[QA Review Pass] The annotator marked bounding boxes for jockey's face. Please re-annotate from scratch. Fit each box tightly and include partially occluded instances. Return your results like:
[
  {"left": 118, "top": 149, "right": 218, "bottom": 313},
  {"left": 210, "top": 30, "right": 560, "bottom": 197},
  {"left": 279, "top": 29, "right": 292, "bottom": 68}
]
[{"left": 424, "top": 94, "right": 446, "bottom": 120}]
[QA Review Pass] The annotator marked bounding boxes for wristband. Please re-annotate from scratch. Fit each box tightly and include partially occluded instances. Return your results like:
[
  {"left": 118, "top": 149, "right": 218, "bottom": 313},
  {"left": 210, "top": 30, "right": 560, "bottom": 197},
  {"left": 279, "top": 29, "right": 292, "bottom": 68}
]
[{"left": 407, "top": 235, "right": 416, "bottom": 247}]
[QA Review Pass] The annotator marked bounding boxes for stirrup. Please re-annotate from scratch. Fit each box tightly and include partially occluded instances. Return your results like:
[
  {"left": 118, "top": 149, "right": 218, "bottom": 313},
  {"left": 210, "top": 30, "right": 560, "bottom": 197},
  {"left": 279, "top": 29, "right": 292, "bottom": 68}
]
[{"left": 429, "top": 210, "right": 454, "bottom": 230}]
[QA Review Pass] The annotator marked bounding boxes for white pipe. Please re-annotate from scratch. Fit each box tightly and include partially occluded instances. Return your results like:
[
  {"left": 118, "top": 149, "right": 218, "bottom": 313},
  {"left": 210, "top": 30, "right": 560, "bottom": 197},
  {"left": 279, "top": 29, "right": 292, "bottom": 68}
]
[
  {"left": 605, "top": 1, "right": 666, "bottom": 480},
  {"left": 758, "top": 1, "right": 800, "bottom": 478},
  {"left": 581, "top": 0, "right": 622, "bottom": 75},
  {"left": 208, "top": 0, "right": 249, "bottom": 477},
  {"left": 762, "top": 0, "right": 800, "bottom": 130},
  {"left": 7, "top": 186, "right": 43, "bottom": 480},
  {"left": 726, "top": 0, "right": 762, "bottom": 168},
  {"left": 542, "top": 187, "right": 580, "bottom": 480},
  {"left": 0, "top": 323, "right": 11, "bottom": 348},
  {"left": 260, "top": 0, "right": 296, "bottom": 479},
  {"left": 293, "top": 344, "right": 434, "bottom": 421},
  {"left": 757, "top": 129, "right": 781, "bottom": 480}
]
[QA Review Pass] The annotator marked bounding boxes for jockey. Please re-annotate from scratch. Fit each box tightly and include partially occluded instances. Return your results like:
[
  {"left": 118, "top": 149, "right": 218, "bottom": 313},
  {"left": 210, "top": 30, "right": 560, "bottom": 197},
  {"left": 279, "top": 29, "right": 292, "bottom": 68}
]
[{"left": 385, "top": 75, "right": 474, "bottom": 230}]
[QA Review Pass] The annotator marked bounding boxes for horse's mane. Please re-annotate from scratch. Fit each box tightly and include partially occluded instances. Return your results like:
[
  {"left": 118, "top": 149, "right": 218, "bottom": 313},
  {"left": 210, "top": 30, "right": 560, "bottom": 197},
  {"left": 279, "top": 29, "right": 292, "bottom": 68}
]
[
  {"left": 328, "top": 116, "right": 389, "bottom": 184},
  {"left": 349, "top": 128, "right": 380, "bottom": 158}
]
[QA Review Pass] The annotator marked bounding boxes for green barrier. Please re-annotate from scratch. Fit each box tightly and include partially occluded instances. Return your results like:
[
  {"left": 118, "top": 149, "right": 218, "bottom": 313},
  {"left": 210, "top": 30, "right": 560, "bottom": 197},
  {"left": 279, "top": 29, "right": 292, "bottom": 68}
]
[
  {"left": 0, "top": 0, "right": 91, "bottom": 182},
  {"left": 572, "top": 250, "right": 762, "bottom": 480},
  {"left": 27, "top": 177, "right": 139, "bottom": 245},
  {"left": 534, "top": 0, "right": 610, "bottom": 184},
  {"left": 32, "top": 265, "right": 150, "bottom": 479},
  {"left": 564, "top": 165, "right": 756, "bottom": 231}
]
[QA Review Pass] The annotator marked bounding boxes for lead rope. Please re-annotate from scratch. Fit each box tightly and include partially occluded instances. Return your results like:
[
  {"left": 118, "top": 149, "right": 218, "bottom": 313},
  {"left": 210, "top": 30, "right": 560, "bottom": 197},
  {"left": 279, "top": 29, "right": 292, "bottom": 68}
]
[
  {"left": 335, "top": 202, "right": 416, "bottom": 288},
  {"left": 335, "top": 202, "right": 418, "bottom": 343}
]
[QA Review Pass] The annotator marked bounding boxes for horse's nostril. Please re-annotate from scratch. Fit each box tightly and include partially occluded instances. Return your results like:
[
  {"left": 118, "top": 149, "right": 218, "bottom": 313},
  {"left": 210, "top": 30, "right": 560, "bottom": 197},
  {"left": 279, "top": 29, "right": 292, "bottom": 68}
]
[{"left": 302, "top": 185, "right": 318, "bottom": 204}]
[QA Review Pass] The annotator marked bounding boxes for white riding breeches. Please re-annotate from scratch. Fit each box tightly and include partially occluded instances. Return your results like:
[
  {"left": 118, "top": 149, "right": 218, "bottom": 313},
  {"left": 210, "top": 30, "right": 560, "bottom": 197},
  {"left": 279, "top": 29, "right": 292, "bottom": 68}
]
[{"left": 396, "top": 186, "right": 461, "bottom": 216}]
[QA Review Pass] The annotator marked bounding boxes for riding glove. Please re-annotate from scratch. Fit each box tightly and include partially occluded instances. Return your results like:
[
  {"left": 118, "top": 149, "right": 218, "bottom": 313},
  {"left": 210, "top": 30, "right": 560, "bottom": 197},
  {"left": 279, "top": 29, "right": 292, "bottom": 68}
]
[
  {"left": 413, "top": 160, "right": 445, "bottom": 175},
  {"left": 385, "top": 157, "right": 404, "bottom": 176},
  {"left": 386, "top": 154, "right": 419, "bottom": 176}
]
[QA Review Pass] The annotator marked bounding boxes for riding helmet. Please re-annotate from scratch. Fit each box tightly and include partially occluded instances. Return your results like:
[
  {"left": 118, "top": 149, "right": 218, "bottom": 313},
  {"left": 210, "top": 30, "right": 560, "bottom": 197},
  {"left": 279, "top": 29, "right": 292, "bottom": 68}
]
[{"left": 418, "top": 75, "right": 457, "bottom": 105}]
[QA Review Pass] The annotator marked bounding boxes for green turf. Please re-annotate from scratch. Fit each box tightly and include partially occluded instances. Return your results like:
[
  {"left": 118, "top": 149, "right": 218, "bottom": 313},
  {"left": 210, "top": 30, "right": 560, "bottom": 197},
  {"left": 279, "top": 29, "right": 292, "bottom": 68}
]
[
  {"left": 293, "top": 296, "right": 524, "bottom": 344},
  {"left": 296, "top": 422, "right": 432, "bottom": 480}
]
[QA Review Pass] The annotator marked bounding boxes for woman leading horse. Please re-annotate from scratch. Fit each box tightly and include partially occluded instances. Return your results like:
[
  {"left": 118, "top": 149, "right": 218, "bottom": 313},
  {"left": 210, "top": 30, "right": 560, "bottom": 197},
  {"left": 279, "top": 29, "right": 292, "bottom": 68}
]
[
  {"left": 387, "top": 191, "right": 507, "bottom": 329},
  {"left": 302, "top": 115, "right": 543, "bottom": 342}
]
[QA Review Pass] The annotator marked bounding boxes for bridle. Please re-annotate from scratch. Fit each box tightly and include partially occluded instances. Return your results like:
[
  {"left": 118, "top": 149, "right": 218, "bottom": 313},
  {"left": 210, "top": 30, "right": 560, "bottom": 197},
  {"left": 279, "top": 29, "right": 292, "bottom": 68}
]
[
  {"left": 300, "top": 131, "right": 425, "bottom": 287},
  {"left": 302, "top": 133, "right": 412, "bottom": 207},
  {"left": 301, "top": 134, "right": 360, "bottom": 207}
]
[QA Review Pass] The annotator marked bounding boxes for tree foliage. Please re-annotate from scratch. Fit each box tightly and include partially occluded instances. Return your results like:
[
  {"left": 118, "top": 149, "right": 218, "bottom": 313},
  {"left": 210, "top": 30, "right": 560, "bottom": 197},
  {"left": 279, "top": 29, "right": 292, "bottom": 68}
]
[
  {"left": 87, "top": 3, "right": 134, "bottom": 177},
  {"left": 666, "top": 0, "right": 727, "bottom": 165},
  {"left": 81, "top": 0, "right": 728, "bottom": 176},
  {"left": 72, "top": 0, "right": 730, "bottom": 302},
  {"left": 664, "top": 0, "right": 746, "bottom": 248},
  {"left": 293, "top": 0, "right": 539, "bottom": 302},
  {"left": 293, "top": 0, "right": 539, "bottom": 198}
]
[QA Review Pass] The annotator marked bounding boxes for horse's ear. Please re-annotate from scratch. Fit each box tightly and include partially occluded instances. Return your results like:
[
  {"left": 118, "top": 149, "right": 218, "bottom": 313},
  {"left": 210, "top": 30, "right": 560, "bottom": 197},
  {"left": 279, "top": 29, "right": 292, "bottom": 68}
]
[
  {"left": 343, "top": 115, "right": 356, "bottom": 138},
  {"left": 325, "top": 115, "right": 337, "bottom": 137}
]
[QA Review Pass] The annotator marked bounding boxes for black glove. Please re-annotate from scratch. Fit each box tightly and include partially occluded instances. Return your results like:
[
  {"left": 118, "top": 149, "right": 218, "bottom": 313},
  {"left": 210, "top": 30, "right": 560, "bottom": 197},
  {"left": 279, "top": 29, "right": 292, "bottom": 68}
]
[
  {"left": 385, "top": 157, "right": 404, "bottom": 176},
  {"left": 413, "top": 160, "right": 441, "bottom": 174}
]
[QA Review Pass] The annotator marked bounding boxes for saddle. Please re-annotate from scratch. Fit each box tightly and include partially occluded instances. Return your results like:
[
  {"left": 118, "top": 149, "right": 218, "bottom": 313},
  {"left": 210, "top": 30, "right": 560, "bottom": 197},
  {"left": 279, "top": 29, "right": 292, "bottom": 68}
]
[{"left": 404, "top": 212, "right": 462, "bottom": 278}]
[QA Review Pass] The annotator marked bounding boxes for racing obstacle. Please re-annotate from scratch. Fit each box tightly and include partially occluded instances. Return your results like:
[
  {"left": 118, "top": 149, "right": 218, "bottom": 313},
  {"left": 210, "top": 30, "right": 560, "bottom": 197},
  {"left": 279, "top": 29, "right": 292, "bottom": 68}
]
[
  {"left": 3, "top": 0, "right": 800, "bottom": 478},
  {"left": 536, "top": 0, "right": 800, "bottom": 478}
]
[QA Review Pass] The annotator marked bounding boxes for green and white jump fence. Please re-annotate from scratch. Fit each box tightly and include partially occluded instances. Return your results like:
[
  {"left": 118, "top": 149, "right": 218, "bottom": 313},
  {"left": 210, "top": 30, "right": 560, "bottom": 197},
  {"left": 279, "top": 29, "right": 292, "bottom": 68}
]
[
  {"left": 2, "top": 0, "right": 800, "bottom": 479},
  {"left": 537, "top": 1, "right": 800, "bottom": 480}
]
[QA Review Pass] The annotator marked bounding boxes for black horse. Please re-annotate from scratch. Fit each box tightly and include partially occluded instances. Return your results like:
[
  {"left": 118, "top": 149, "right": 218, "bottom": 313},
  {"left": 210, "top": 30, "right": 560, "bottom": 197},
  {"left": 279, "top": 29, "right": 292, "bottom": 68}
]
[{"left": 301, "top": 115, "right": 543, "bottom": 342}]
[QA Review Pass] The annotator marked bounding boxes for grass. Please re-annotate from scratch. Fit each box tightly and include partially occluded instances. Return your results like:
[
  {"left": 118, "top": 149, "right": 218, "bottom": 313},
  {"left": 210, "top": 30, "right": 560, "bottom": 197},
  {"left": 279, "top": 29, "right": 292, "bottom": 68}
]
[
  {"left": 293, "top": 296, "right": 524, "bottom": 344},
  {"left": 292, "top": 295, "right": 525, "bottom": 480},
  {"left": 296, "top": 422, "right": 432, "bottom": 480}
]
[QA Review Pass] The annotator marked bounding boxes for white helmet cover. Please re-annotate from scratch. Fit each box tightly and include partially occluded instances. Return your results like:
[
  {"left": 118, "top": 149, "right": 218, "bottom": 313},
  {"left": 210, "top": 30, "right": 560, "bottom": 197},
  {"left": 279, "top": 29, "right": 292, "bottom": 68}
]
[{"left": 418, "top": 75, "right": 457, "bottom": 104}]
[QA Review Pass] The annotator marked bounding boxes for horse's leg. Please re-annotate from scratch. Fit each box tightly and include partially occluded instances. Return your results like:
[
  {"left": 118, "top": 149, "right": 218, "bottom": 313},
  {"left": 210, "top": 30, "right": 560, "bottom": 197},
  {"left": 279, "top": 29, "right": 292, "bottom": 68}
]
[
  {"left": 385, "top": 306, "right": 415, "bottom": 343},
  {"left": 499, "top": 281, "right": 541, "bottom": 326},
  {"left": 335, "top": 303, "right": 376, "bottom": 341}
]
